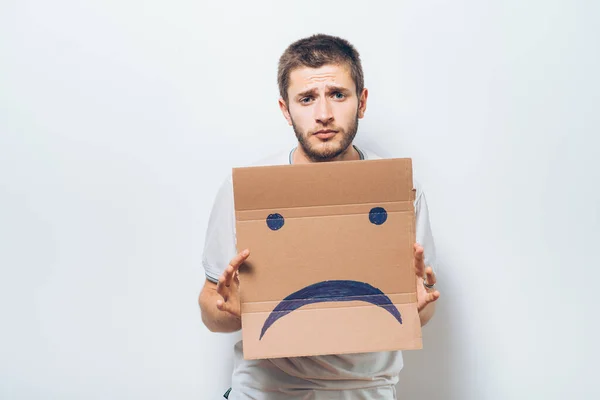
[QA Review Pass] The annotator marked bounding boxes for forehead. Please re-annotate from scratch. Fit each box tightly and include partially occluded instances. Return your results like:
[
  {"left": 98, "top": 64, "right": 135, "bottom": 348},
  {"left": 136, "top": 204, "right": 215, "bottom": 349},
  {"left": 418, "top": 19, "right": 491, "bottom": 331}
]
[{"left": 287, "top": 64, "right": 355, "bottom": 93}]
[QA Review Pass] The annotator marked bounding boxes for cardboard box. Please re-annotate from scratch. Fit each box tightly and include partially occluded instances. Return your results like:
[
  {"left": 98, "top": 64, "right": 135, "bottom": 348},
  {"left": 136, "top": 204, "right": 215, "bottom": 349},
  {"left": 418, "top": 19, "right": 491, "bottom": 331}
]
[{"left": 232, "top": 158, "right": 422, "bottom": 360}]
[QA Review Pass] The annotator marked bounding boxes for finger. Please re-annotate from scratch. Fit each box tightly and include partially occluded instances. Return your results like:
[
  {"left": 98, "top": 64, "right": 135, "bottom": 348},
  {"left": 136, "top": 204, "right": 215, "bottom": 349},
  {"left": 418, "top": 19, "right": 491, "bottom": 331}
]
[
  {"left": 427, "top": 290, "right": 440, "bottom": 303},
  {"left": 414, "top": 243, "right": 425, "bottom": 276},
  {"left": 425, "top": 266, "right": 437, "bottom": 285},
  {"left": 216, "top": 298, "right": 231, "bottom": 313},
  {"left": 216, "top": 298, "right": 240, "bottom": 318},
  {"left": 216, "top": 275, "right": 229, "bottom": 300},
  {"left": 223, "top": 265, "right": 236, "bottom": 288},
  {"left": 224, "top": 249, "right": 250, "bottom": 287}
]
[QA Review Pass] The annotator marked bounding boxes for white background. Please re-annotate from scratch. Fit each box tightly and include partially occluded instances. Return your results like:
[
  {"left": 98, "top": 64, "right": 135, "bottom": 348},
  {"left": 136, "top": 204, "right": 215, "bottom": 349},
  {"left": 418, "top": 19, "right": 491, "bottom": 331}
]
[{"left": 1, "top": 1, "right": 598, "bottom": 399}]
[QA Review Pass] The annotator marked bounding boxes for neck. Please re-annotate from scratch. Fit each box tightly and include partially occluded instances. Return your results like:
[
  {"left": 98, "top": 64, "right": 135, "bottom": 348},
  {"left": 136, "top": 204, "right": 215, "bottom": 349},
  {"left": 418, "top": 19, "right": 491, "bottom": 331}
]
[{"left": 292, "top": 144, "right": 360, "bottom": 164}]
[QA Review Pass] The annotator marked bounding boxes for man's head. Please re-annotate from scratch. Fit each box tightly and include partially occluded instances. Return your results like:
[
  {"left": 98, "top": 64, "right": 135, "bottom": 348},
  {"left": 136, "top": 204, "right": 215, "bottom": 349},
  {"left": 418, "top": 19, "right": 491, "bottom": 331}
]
[{"left": 277, "top": 34, "right": 368, "bottom": 162}]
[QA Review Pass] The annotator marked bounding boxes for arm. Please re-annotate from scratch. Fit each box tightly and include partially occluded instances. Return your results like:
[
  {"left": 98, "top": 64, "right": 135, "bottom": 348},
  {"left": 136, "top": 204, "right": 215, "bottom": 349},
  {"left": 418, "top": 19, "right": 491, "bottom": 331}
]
[
  {"left": 414, "top": 243, "right": 440, "bottom": 327},
  {"left": 199, "top": 175, "right": 243, "bottom": 332},
  {"left": 413, "top": 185, "right": 439, "bottom": 327}
]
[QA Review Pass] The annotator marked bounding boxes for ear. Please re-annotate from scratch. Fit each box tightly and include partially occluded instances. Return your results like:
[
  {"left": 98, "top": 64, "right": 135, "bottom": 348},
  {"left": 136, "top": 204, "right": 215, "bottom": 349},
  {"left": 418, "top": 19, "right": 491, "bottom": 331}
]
[
  {"left": 358, "top": 88, "right": 368, "bottom": 119},
  {"left": 278, "top": 97, "right": 293, "bottom": 126}
]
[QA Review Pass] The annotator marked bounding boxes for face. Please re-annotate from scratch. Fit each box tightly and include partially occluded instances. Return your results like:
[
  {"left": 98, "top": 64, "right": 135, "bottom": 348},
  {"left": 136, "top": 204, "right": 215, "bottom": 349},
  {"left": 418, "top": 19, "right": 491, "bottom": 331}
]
[{"left": 279, "top": 64, "right": 368, "bottom": 162}]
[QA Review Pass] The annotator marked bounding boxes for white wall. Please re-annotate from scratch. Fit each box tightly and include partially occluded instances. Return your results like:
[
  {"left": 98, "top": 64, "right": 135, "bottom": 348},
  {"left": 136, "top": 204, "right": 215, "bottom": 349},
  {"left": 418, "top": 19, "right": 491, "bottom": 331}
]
[{"left": 1, "top": 1, "right": 598, "bottom": 399}]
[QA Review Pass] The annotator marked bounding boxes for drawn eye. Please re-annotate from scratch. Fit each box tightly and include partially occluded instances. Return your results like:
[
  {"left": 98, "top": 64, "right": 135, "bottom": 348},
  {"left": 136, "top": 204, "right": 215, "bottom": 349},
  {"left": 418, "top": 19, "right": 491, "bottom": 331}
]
[
  {"left": 266, "top": 213, "right": 285, "bottom": 231},
  {"left": 369, "top": 207, "right": 388, "bottom": 225}
]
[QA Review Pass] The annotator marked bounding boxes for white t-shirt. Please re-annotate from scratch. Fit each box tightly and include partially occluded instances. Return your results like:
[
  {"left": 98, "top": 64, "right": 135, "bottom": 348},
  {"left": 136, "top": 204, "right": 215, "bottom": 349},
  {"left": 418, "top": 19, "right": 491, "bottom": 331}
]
[{"left": 202, "top": 145, "right": 437, "bottom": 400}]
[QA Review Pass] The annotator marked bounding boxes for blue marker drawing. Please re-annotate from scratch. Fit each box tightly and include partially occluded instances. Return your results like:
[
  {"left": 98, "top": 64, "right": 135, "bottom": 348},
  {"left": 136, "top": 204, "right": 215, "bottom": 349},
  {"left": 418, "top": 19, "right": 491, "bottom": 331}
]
[
  {"left": 259, "top": 280, "right": 402, "bottom": 340},
  {"left": 369, "top": 207, "right": 388, "bottom": 225},
  {"left": 266, "top": 213, "right": 285, "bottom": 231}
]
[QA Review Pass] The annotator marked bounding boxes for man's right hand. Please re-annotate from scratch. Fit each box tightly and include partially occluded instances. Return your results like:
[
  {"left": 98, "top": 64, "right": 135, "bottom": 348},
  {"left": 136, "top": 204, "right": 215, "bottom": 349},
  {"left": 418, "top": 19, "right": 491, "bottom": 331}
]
[
  {"left": 215, "top": 249, "right": 249, "bottom": 318},
  {"left": 198, "top": 249, "right": 250, "bottom": 332}
]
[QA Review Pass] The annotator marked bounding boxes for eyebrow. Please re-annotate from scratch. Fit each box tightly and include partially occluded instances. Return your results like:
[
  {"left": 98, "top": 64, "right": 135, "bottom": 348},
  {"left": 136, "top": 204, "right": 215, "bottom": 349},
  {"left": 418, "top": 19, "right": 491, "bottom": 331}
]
[{"left": 295, "top": 85, "right": 352, "bottom": 99}]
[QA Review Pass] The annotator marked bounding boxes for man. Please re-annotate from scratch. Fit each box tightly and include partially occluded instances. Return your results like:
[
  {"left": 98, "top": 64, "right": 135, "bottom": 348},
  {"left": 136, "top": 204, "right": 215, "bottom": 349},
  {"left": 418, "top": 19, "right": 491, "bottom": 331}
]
[{"left": 198, "top": 33, "right": 440, "bottom": 399}]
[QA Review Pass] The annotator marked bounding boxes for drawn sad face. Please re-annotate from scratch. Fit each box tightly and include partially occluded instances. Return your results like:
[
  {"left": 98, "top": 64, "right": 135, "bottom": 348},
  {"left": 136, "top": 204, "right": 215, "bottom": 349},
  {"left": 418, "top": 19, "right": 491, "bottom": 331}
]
[{"left": 257, "top": 206, "right": 404, "bottom": 340}]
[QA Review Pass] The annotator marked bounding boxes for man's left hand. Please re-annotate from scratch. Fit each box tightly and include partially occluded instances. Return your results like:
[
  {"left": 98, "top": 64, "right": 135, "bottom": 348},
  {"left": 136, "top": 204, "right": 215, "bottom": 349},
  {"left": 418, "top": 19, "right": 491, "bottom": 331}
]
[{"left": 414, "top": 243, "right": 440, "bottom": 312}]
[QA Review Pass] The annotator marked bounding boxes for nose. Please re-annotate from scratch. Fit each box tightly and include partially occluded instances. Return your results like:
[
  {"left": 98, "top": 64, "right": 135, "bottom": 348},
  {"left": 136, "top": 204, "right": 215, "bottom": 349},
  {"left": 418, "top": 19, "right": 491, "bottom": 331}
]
[{"left": 314, "top": 97, "right": 334, "bottom": 125}]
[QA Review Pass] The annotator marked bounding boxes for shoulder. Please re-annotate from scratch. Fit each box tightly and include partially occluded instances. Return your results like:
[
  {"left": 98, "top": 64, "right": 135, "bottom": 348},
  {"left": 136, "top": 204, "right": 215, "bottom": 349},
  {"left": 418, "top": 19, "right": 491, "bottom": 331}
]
[
  {"left": 248, "top": 148, "right": 292, "bottom": 167},
  {"left": 214, "top": 148, "right": 292, "bottom": 198}
]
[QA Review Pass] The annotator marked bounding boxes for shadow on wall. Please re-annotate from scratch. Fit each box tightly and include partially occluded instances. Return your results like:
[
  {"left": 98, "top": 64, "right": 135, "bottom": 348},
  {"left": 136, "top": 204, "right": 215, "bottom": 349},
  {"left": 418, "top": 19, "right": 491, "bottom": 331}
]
[
  {"left": 355, "top": 139, "right": 467, "bottom": 399},
  {"left": 395, "top": 252, "right": 466, "bottom": 400},
  {"left": 396, "top": 240, "right": 480, "bottom": 400}
]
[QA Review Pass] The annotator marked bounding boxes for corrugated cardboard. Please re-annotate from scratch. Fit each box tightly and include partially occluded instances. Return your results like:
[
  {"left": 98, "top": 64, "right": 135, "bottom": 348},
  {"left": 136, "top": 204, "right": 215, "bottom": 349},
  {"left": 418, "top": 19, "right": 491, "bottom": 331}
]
[{"left": 232, "top": 158, "right": 421, "bottom": 360}]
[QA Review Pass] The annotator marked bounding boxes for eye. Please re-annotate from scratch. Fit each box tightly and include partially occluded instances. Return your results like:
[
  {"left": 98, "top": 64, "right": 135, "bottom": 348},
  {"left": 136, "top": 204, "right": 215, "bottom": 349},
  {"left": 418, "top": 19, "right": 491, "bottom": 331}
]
[
  {"left": 369, "top": 207, "right": 387, "bottom": 225},
  {"left": 333, "top": 92, "right": 345, "bottom": 99},
  {"left": 300, "top": 97, "right": 313, "bottom": 104},
  {"left": 266, "top": 213, "right": 285, "bottom": 231}
]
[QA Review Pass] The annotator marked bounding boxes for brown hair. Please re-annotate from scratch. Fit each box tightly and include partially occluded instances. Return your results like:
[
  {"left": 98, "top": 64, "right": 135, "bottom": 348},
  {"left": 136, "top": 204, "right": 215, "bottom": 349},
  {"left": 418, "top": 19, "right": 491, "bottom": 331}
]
[{"left": 277, "top": 34, "right": 364, "bottom": 104}]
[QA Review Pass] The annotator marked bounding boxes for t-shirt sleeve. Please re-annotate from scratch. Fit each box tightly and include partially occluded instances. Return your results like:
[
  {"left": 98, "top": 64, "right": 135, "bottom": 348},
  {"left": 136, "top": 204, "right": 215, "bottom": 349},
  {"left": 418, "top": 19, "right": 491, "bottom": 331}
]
[
  {"left": 202, "top": 175, "right": 238, "bottom": 283},
  {"left": 414, "top": 183, "right": 438, "bottom": 274}
]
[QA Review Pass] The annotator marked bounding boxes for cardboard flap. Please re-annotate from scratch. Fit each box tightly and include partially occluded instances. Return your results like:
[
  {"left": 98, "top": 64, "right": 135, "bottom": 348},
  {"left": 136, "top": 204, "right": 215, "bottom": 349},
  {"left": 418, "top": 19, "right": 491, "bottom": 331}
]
[{"left": 232, "top": 158, "right": 414, "bottom": 211}]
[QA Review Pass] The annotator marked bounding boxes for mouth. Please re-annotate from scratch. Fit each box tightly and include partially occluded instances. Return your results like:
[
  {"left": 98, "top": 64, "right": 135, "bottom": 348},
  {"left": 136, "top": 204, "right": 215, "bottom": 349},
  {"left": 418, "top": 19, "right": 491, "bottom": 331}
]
[
  {"left": 313, "top": 130, "right": 338, "bottom": 140},
  {"left": 259, "top": 280, "right": 402, "bottom": 340}
]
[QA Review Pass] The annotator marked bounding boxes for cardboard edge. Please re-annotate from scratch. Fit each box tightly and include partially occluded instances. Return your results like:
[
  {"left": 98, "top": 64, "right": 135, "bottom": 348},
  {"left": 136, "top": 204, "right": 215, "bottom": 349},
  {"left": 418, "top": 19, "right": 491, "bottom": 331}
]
[{"left": 242, "top": 338, "right": 424, "bottom": 361}]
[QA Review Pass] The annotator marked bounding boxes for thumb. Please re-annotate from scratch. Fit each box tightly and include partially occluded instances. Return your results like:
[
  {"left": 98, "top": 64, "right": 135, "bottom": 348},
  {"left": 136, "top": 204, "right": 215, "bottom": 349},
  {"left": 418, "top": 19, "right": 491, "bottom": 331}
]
[
  {"left": 418, "top": 290, "right": 440, "bottom": 311},
  {"left": 217, "top": 298, "right": 241, "bottom": 318}
]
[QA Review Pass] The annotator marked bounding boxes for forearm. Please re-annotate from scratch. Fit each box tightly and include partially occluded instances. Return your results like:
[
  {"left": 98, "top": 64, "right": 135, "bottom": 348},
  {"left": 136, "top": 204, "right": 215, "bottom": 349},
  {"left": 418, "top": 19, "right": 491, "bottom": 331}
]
[
  {"left": 198, "top": 287, "right": 242, "bottom": 333},
  {"left": 419, "top": 301, "right": 436, "bottom": 327}
]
